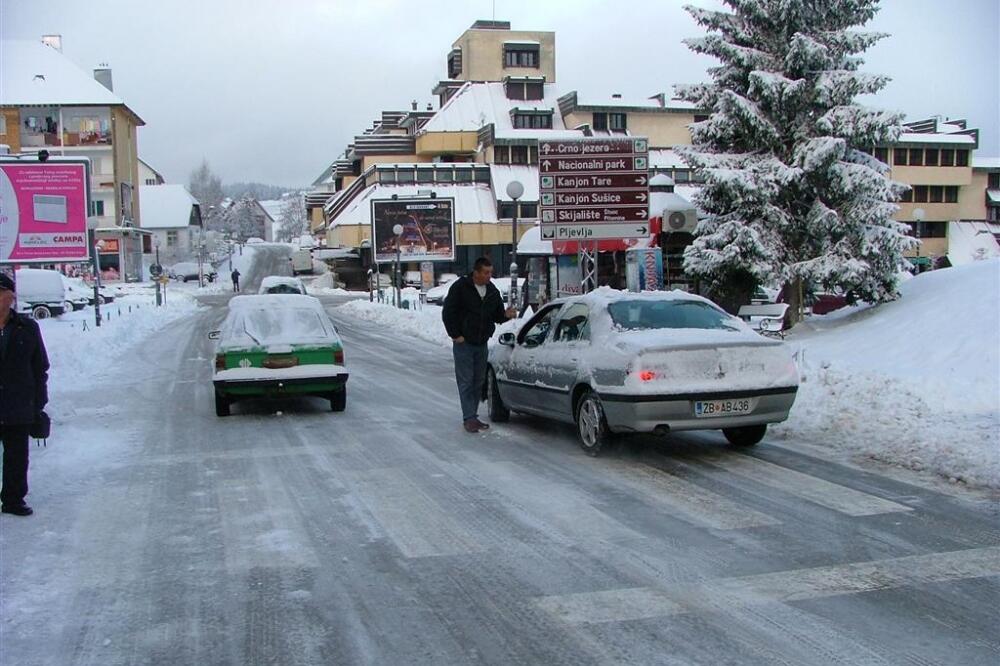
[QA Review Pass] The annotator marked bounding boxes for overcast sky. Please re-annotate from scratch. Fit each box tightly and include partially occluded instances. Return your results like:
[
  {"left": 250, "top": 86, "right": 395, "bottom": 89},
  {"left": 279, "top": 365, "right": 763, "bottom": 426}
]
[{"left": 3, "top": 0, "right": 997, "bottom": 187}]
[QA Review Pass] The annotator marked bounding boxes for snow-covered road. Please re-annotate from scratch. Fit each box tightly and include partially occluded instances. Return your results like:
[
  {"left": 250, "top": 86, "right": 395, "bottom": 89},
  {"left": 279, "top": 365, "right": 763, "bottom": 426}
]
[{"left": 1, "top": 292, "right": 998, "bottom": 665}]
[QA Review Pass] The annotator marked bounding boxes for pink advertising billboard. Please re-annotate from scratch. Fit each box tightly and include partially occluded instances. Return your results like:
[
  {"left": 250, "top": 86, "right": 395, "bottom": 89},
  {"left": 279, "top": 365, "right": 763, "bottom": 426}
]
[{"left": 0, "top": 159, "right": 91, "bottom": 263}]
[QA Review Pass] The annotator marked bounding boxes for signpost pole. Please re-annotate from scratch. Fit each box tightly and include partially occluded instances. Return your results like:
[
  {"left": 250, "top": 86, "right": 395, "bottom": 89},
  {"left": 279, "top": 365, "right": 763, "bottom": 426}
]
[
  {"left": 506, "top": 181, "right": 524, "bottom": 310},
  {"left": 92, "top": 241, "right": 103, "bottom": 327},
  {"left": 392, "top": 223, "right": 404, "bottom": 309}
]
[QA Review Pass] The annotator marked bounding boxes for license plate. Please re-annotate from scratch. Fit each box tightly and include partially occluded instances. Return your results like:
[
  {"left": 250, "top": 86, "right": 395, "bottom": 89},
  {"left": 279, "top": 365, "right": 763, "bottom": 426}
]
[
  {"left": 694, "top": 398, "right": 756, "bottom": 418},
  {"left": 263, "top": 356, "right": 299, "bottom": 369}
]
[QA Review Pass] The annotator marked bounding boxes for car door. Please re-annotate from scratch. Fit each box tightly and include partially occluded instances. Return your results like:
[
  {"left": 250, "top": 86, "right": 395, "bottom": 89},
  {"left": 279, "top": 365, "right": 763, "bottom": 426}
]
[
  {"left": 503, "top": 304, "right": 561, "bottom": 414},
  {"left": 546, "top": 302, "right": 592, "bottom": 421}
]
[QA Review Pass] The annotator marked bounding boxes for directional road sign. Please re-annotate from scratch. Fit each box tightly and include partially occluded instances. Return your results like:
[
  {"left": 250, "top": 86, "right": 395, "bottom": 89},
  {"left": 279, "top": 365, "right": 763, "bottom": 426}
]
[{"left": 538, "top": 137, "right": 650, "bottom": 243}]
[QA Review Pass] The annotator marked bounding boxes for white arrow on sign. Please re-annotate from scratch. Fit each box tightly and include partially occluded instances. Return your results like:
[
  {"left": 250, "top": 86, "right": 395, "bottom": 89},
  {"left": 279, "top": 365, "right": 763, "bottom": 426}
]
[
  {"left": 634, "top": 176, "right": 647, "bottom": 185},
  {"left": 635, "top": 209, "right": 648, "bottom": 218},
  {"left": 541, "top": 144, "right": 552, "bottom": 154},
  {"left": 541, "top": 159, "right": 552, "bottom": 170},
  {"left": 637, "top": 192, "right": 647, "bottom": 202}
]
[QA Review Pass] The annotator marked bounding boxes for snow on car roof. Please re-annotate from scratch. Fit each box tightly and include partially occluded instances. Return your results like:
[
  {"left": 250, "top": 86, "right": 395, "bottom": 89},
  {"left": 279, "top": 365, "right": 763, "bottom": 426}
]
[
  {"left": 259, "top": 276, "right": 304, "bottom": 289},
  {"left": 227, "top": 294, "right": 323, "bottom": 311}
]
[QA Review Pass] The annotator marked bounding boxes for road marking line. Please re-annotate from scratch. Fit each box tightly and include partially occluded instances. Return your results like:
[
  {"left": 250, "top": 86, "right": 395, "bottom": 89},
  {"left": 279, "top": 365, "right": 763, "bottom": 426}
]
[
  {"left": 537, "top": 546, "right": 1000, "bottom": 624},
  {"left": 702, "top": 453, "right": 911, "bottom": 516},
  {"left": 602, "top": 460, "right": 781, "bottom": 530}
]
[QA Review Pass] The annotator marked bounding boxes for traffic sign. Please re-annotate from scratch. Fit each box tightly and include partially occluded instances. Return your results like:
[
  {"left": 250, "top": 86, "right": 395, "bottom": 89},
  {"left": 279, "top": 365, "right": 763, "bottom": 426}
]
[{"left": 538, "top": 137, "right": 650, "bottom": 243}]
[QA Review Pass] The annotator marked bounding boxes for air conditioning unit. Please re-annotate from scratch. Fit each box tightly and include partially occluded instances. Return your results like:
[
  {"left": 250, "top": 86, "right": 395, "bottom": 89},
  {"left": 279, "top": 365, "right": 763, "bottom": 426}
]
[{"left": 664, "top": 208, "right": 697, "bottom": 234}]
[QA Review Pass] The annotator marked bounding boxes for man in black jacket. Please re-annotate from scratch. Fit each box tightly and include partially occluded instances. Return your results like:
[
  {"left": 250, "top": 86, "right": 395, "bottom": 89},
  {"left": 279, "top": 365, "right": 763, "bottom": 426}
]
[
  {"left": 442, "top": 257, "right": 515, "bottom": 433},
  {"left": 0, "top": 273, "right": 49, "bottom": 516}
]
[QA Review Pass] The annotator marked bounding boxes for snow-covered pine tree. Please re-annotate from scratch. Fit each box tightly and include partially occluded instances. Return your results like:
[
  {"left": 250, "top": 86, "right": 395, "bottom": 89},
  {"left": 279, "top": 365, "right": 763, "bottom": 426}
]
[
  {"left": 675, "top": 0, "right": 917, "bottom": 316},
  {"left": 276, "top": 195, "right": 307, "bottom": 243}
]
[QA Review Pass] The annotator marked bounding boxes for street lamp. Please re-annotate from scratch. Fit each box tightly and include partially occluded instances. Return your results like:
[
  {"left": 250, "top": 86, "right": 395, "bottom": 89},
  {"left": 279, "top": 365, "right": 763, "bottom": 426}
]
[
  {"left": 506, "top": 180, "right": 524, "bottom": 311},
  {"left": 92, "top": 239, "right": 104, "bottom": 327},
  {"left": 912, "top": 207, "right": 927, "bottom": 271},
  {"left": 153, "top": 236, "right": 162, "bottom": 306},
  {"left": 392, "top": 223, "right": 404, "bottom": 308}
]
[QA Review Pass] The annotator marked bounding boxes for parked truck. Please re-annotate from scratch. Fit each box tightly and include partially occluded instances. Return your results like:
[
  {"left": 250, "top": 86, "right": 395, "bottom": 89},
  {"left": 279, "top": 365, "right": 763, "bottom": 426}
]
[{"left": 290, "top": 249, "right": 313, "bottom": 275}]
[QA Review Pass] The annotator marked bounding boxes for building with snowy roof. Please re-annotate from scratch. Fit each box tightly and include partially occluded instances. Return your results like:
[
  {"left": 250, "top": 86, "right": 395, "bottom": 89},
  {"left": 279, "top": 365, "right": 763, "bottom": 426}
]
[{"left": 138, "top": 184, "right": 202, "bottom": 263}]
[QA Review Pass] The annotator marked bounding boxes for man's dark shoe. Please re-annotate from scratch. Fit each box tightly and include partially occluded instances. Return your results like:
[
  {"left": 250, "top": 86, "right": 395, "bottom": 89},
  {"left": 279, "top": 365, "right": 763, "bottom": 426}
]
[
  {"left": 473, "top": 418, "right": 490, "bottom": 431},
  {"left": 2, "top": 505, "right": 33, "bottom": 517},
  {"left": 463, "top": 419, "right": 480, "bottom": 434}
]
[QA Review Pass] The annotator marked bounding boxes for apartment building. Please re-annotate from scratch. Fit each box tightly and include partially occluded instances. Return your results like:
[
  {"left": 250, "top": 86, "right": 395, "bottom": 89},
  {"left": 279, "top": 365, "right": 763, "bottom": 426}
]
[{"left": 0, "top": 36, "right": 147, "bottom": 279}]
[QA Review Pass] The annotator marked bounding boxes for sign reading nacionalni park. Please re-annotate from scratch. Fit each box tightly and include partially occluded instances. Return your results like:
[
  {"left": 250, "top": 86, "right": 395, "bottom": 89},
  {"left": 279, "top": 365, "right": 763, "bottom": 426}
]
[
  {"left": 371, "top": 198, "right": 456, "bottom": 263},
  {"left": 0, "top": 158, "right": 92, "bottom": 264}
]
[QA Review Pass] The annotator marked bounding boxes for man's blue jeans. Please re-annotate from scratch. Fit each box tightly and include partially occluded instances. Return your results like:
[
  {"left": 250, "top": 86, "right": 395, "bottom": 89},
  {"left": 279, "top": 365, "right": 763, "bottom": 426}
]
[{"left": 452, "top": 341, "right": 488, "bottom": 422}]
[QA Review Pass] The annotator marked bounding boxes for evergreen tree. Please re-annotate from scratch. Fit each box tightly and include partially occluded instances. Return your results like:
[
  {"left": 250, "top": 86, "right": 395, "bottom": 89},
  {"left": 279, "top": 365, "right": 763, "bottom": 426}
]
[
  {"left": 675, "top": 0, "right": 917, "bottom": 315},
  {"left": 220, "top": 196, "right": 262, "bottom": 241}
]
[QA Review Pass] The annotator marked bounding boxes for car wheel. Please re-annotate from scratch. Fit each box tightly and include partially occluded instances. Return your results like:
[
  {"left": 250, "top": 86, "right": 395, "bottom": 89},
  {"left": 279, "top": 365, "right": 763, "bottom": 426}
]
[
  {"left": 486, "top": 367, "right": 509, "bottom": 422},
  {"left": 215, "top": 391, "right": 231, "bottom": 417},
  {"left": 723, "top": 424, "right": 767, "bottom": 447},
  {"left": 576, "top": 390, "right": 610, "bottom": 457},
  {"left": 330, "top": 388, "right": 347, "bottom": 412},
  {"left": 31, "top": 305, "right": 52, "bottom": 320}
]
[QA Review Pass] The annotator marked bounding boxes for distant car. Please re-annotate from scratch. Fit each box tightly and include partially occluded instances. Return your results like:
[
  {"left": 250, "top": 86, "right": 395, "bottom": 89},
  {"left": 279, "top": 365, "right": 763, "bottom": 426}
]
[
  {"left": 437, "top": 272, "right": 460, "bottom": 286},
  {"left": 486, "top": 289, "right": 799, "bottom": 455},
  {"left": 246, "top": 237, "right": 265, "bottom": 245},
  {"left": 60, "top": 277, "right": 91, "bottom": 311},
  {"left": 169, "top": 262, "right": 217, "bottom": 283},
  {"left": 403, "top": 270, "right": 422, "bottom": 288},
  {"left": 258, "top": 276, "right": 307, "bottom": 295},
  {"left": 426, "top": 276, "right": 510, "bottom": 305},
  {"left": 63, "top": 277, "right": 117, "bottom": 307},
  {"left": 14, "top": 268, "right": 67, "bottom": 319},
  {"left": 290, "top": 249, "right": 313, "bottom": 275},
  {"left": 210, "top": 294, "right": 349, "bottom": 416}
]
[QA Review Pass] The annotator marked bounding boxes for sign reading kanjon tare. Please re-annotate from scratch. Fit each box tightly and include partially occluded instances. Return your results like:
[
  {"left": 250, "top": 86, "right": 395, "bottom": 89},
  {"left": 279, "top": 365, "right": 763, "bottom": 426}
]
[{"left": 538, "top": 138, "right": 650, "bottom": 241}]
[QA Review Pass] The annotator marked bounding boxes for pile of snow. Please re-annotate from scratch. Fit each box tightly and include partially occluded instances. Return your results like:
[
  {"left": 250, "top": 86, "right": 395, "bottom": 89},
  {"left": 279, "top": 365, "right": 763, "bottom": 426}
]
[
  {"left": 307, "top": 271, "right": 351, "bottom": 295},
  {"left": 774, "top": 260, "right": 1000, "bottom": 488},
  {"left": 337, "top": 300, "right": 453, "bottom": 347}
]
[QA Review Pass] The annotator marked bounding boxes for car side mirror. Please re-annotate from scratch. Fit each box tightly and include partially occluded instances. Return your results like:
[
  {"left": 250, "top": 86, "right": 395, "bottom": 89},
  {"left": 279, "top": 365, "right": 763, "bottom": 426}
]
[
  {"left": 498, "top": 332, "right": 515, "bottom": 347},
  {"left": 207, "top": 330, "right": 221, "bottom": 340}
]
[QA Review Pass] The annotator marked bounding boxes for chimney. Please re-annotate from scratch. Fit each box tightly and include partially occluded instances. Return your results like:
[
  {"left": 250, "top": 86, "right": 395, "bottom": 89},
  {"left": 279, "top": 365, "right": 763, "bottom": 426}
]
[
  {"left": 611, "top": 93, "right": 623, "bottom": 99},
  {"left": 411, "top": 100, "right": 418, "bottom": 111},
  {"left": 41, "top": 34, "right": 62, "bottom": 52},
  {"left": 426, "top": 102, "right": 433, "bottom": 111},
  {"left": 94, "top": 63, "right": 113, "bottom": 92}
]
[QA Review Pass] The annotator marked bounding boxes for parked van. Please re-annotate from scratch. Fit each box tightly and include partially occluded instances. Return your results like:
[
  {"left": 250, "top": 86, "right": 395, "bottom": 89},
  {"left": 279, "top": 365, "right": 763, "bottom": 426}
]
[
  {"left": 290, "top": 249, "right": 313, "bottom": 275},
  {"left": 14, "top": 268, "right": 67, "bottom": 319}
]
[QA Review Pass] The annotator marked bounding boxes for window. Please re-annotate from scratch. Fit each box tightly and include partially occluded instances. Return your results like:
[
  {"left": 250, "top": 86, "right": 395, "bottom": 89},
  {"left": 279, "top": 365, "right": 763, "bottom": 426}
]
[
  {"left": 0, "top": 114, "right": 6, "bottom": 135},
  {"left": 609, "top": 113, "right": 627, "bottom": 132},
  {"left": 908, "top": 149, "right": 923, "bottom": 166},
  {"left": 510, "top": 145, "right": 528, "bottom": 164},
  {"left": 940, "top": 149, "right": 954, "bottom": 166},
  {"left": 553, "top": 304, "right": 590, "bottom": 342},
  {"left": 520, "top": 203, "right": 538, "bottom": 218},
  {"left": 416, "top": 168, "right": 434, "bottom": 184},
  {"left": 956, "top": 149, "right": 969, "bottom": 167},
  {"left": 503, "top": 45, "right": 539, "bottom": 68},
  {"left": 145, "top": 178, "right": 157, "bottom": 185},
  {"left": 454, "top": 169, "right": 472, "bottom": 183},
  {"left": 93, "top": 200, "right": 105, "bottom": 216},
  {"left": 529, "top": 146, "right": 538, "bottom": 164},
  {"left": 929, "top": 185, "right": 943, "bottom": 203},
  {"left": 592, "top": 113, "right": 608, "bottom": 131},
  {"left": 493, "top": 146, "right": 509, "bottom": 164},
  {"left": 874, "top": 147, "right": 889, "bottom": 163},
  {"left": 498, "top": 202, "right": 517, "bottom": 219},
  {"left": 925, "top": 148, "right": 939, "bottom": 166},
  {"left": 379, "top": 170, "right": 396, "bottom": 183},
  {"left": 524, "top": 82, "right": 544, "bottom": 100},
  {"left": 447, "top": 49, "right": 462, "bottom": 79},
  {"left": 396, "top": 169, "right": 415, "bottom": 183},
  {"left": 519, "top": 306, "right": 558, "bottom": 346},
  {"left": 988, "top": 173, "right": 1000, "bottom": 189},
  {"left": 912, "top": 221, "right": 946, "bottom": 238},
  {"left": 894, "top": 148, "right": 907, "bottom": 166},
  {"left": 694, "top": 114, "right": 709, "bottom": 123},
  {"left": 900, "top": 188, "right": 913, "bottom": 203},
  {"left": 474, "top": 169, "right": 490, "bottom": 184},
  {"left": 166, "top": 230, "right": 178, "bottom": 247},
  {"left": 436, "top": 169, "right": 453, "bottom": 183},
  {"left": 607, "top": 300, "right": 740, "bottom": 331},
  {"left": 512, "top": 113, "right": 552, "bottom": 129},
  {"left": 913, "top": 185, "right": 929, "bottom": 203},
  {"left": 945, "top": 186, "right": 959, "bottom": 203},
  {"left": 674, "top": 169, "right": 691, "bottom": 184}
]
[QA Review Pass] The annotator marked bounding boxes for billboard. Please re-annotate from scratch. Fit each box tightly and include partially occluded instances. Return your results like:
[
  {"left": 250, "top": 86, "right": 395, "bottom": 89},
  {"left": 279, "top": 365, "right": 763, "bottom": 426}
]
[
  {"left": 0, "top": 159, "right": 91, "bottom": 263},
  {"left": 625, "top": 248, "right": 663, "bottom": 292},
  {"left": 372, "top": 198, "right": 454, "bottom": 263}
]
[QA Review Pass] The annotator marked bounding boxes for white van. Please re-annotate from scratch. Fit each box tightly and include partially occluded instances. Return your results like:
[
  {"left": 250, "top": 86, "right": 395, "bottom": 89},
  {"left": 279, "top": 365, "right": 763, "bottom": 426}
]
[
  {"left": 290, "top": 249, "right": 313, "bottom": 275},
  {"left": 14, "top": 268, "right": 68, "bottom": 319}
]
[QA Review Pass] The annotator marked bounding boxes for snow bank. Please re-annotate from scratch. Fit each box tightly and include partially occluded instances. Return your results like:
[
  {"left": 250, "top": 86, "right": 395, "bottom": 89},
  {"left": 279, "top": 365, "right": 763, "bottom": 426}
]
[
  {"left": 774, "top": 260, "right": 1000, "bottom": 488},
  {"left": 336, "top": 300, "right": 452, "bottom": 347}
]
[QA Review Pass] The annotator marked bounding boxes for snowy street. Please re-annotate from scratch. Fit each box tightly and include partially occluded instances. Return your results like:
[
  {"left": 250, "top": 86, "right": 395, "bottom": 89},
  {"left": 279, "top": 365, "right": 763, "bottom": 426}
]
[{"left": 2, "top": 275, "right": 998, "bottom": 664}]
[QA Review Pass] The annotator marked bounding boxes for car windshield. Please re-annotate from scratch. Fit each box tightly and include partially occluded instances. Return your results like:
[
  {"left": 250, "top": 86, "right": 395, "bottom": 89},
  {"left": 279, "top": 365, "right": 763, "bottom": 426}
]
[
  {"left": 607, "top": 300, "right": 741, "bottom": 331},
  {"left": 265, "top": 284, "right": 302, "bottom": 295},
  {"left": 227, "top": 307, "right": 334, "bottom": 346}
]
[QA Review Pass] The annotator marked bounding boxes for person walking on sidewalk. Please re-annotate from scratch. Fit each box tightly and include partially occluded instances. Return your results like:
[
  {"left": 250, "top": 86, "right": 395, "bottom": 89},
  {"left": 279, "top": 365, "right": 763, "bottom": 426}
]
[
  {"left": 231, "top": 268, "right": 241, "bottom": 293},
  {"left": 442, "top": 257, "right": 515, "bottom": 433},
  {"left": 0, "top": 273, "right": 49, "bottom": 517}
]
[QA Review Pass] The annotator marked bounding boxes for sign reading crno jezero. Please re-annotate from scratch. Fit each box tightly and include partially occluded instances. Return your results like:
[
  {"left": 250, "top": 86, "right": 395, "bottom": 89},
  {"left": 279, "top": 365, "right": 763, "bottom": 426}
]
[
  {"left": 0, "top": 159, "right": 91, "bottom": 263},
  {"left": 371, "top": 198, "right": 455, "bottom": 263}
]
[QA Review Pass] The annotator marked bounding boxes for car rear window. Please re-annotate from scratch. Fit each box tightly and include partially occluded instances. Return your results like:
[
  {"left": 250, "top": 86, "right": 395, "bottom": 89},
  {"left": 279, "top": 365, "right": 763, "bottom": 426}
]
[
  {"left": 265, "top": 284, "right": 303, "bottom": 295},
  {"left": 227, "top": 308, "right": 335, "bottom": 346},
  {"left": 607, "top": 300, "right": 740, "bottom": 331}
]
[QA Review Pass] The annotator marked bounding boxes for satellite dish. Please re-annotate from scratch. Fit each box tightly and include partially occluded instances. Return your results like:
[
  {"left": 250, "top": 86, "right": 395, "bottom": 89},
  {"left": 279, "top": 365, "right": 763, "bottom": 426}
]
[{"left": 668, "top": 211, "right": 687, "bottom": 230}]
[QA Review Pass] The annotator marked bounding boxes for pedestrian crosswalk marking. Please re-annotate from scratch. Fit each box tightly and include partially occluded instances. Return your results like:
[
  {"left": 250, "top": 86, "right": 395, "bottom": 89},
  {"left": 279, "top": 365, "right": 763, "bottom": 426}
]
[{"left": 536, "top": 545, "right": 1000, "bottom": 624}]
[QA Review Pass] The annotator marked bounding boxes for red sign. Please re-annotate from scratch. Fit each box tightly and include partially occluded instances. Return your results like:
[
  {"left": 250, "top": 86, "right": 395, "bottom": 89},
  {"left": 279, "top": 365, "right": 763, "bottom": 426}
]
[
  {"left": 540, "top": 156, "right": 647, "bottom": 173},
  {"left": 543, "top": 173, "right": 649, "bottom": 190}
]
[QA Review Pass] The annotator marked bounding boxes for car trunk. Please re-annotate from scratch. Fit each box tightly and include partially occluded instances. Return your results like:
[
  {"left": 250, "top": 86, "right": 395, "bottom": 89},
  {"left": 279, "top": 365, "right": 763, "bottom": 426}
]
[
  {"left": 220, "top": 346, "right": 340, "bottom": 370},
  {"left": 626, "top": 341, "right": 797, "bottom": 394}
]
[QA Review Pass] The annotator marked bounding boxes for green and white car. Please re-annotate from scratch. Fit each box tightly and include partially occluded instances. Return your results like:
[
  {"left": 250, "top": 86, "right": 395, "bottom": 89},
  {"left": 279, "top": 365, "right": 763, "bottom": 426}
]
[{"left": 210, "top": 294, "right": 348, "bottom": 416}]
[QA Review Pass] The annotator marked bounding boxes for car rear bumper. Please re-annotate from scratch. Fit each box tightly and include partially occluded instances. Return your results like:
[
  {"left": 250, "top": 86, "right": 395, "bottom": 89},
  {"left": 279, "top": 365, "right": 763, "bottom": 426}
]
[
  {"left": 599, "top": 386, "right": 798, "bottom": 433},
  {"left": 214, "top": 374, "right": 348, "bottom": 397}
]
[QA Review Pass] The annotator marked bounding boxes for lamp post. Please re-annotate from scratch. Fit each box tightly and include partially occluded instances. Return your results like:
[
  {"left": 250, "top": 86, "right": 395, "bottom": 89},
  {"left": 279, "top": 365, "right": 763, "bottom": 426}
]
[
  {"left": 92, "top": 240, "right": 104, "bottom": 327},
  {"left": 506, "top": 180, "right": 524, "bottom": 311},
  {"left": 912, "top": 207, "right": 927, "bottom": 272},
  {"left": 392, "top": 223, "right": 404, "bottom": 308},
  {"left": 153, "top": 237, "right": 162, "bottom": 306}
]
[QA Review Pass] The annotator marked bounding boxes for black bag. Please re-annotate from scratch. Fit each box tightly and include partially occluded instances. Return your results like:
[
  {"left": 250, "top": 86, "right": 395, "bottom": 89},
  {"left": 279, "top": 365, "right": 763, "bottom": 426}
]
[{"left": 30, "top": 410, "right": 50, "bottom": 440}]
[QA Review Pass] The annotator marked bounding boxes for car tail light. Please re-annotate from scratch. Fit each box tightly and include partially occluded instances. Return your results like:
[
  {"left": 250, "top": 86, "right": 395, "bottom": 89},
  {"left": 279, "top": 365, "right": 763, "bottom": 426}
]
[
  {"left": 334, "top": 350, "right": 344, "bottom": 365},
  {"left": 638, "top": 370, "right": 656, "bottom": 382},
  {"left": 215, "top": 355, "right": 226, "bottom": 371}
]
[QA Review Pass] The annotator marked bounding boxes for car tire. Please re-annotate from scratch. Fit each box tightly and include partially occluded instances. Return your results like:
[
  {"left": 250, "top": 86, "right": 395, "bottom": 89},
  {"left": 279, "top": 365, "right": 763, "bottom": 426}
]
[
  {"left": 330, "top": 388, "right": 347, "bottom": 412},
  {"left": 215, "top": 391, "right": 231, "bottom": 417},
  {"left": 486, "top": 367, "right": 509, "bottom": 422},
  {"left": 576, "top": 390, "right": 611, "bottom": 457},
  {"left": 723, "top": 424, "right": 767, "bottom": 447},
  {"left": 31, "top": 305, "right": 52, "bottom": 320}
]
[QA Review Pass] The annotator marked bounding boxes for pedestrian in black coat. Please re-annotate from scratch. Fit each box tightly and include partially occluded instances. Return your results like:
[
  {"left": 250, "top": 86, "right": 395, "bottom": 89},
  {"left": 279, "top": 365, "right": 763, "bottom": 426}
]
[
  {"left": 442, "top": 257, "right": 515, "bottom": 433},
  {"left": 0, "top": 273, "right": 50, "bottom": 516},
  {"left": 231, "top": 268, "right": 241, "bottom": 293}
]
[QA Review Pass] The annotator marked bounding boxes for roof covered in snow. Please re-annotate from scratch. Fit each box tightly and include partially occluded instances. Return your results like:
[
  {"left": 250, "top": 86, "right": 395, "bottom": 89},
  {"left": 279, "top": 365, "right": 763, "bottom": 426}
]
[
  {"left": 138, "top": 185, "right": 199, "bottom": 229},
  {"left": 649, "top": 149, "right": 687, "bottom": 169},
  {"left": 490, "top": 165, "right": 540, "bottom": 202},
  {"left": 420, "top": 81, "right": 569, "bottom": 134},
  {"left": 897, "top": 132, "right": 975, "bottom": 145},
  {"left": 947, "top": 221, "right": 1000, "bottom": 266},
  {"left": 973, "top": 157, "right": 1000, "bottom": 170},
  {"left": 329, "top": 183, "right": 499, "bottom": 227},
  {"left": 0, "top": 40, "right": 143, "bottom": 123},
  {"left": 571, "top": 94, "right": 699, "bottom": 111},
  {"left": 516, "top": 223, "right": 553, "bottom": 255}
]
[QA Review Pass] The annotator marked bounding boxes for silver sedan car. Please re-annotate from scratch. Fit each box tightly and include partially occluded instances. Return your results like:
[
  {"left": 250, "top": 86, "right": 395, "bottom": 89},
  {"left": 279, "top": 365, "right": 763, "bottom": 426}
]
[{"left": 486, "top": 289, "right": 799, "bottom": 455}]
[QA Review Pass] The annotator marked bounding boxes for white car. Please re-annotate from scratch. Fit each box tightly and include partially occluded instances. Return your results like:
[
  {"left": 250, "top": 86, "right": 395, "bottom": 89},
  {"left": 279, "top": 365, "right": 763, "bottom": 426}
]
[
  {"left": 14, "top": 268, "right": 68, "bottom": 319},
  {"left": 258, "top": 276, "right": 307, "bottom": 295},
  {"left": 61, "top": 276, "right": 91, "bottom": 311},
  {"left": 486, "top": 288, "right": 799, "bottom": 455},
  {"left": 426, "top": 276, "right": 511, "bottom": 304}
]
